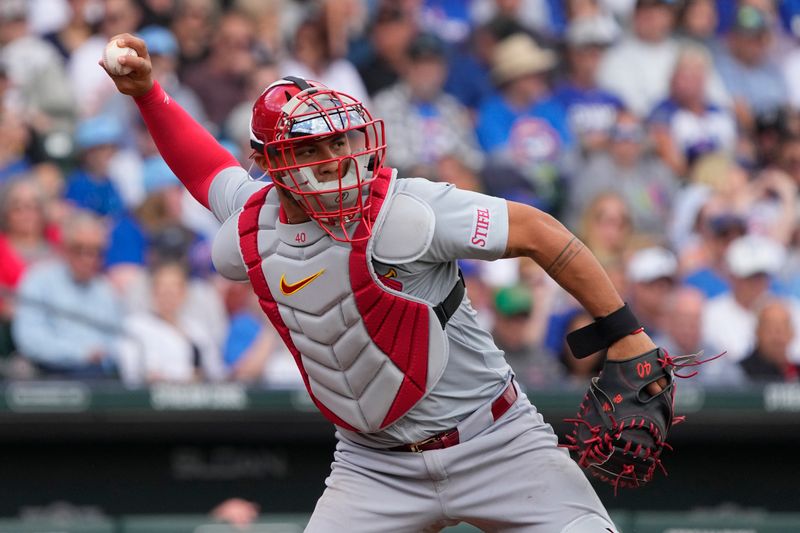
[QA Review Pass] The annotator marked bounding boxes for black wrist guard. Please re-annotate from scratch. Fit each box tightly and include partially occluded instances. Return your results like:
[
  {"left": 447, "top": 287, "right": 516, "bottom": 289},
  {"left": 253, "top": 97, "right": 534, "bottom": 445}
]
[{"left": 566, "top": 303, "right": 642, "bottom": 359}]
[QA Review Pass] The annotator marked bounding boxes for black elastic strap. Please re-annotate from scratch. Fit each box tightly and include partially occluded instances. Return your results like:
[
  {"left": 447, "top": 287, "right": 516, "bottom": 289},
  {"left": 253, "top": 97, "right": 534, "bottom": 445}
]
[
  {"left": 283, "top": 76, "right": 311, "bottom": 91},
  {"left": 433, "top": 269, "right": 465, "bottom": 329},
  {"left": 566, "top": 303, "right": 641, "bottom": 359}
]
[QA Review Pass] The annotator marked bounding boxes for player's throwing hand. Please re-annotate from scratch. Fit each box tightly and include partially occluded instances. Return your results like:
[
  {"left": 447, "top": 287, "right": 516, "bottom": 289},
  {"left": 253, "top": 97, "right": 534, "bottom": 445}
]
[{"left": 98, "top": 33, "right": 154, "bottom": 98}]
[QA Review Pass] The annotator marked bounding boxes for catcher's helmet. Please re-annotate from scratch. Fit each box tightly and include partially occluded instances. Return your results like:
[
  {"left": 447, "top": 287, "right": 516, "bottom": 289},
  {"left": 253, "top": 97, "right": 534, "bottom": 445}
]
[{"left": 250, "top": 76, "right": 386, "bottom": 242}]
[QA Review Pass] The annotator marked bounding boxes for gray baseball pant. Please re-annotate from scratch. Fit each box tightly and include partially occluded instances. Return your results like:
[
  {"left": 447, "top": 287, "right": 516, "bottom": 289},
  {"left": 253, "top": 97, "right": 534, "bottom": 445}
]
[{"left": 305, "top": 390, "right": 617, "bottom": 532}]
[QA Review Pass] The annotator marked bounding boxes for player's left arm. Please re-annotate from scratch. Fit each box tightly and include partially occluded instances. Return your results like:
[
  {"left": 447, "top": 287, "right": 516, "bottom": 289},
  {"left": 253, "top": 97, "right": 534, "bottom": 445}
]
[{"left": 503, "top": 201, "right": 659, "bottom": 366}]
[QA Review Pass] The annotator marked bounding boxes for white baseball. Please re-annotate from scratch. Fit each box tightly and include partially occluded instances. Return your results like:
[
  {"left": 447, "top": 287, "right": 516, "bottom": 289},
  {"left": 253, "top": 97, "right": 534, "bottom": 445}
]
[{"left": 103, "top": 40, "right": 138, "bottom": 76}]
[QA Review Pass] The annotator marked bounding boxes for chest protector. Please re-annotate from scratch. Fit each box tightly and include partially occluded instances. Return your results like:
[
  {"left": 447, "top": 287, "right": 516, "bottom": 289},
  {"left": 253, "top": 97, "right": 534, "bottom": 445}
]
[{"left": 237, "top": 169, "right": 449, "bottom": 433}]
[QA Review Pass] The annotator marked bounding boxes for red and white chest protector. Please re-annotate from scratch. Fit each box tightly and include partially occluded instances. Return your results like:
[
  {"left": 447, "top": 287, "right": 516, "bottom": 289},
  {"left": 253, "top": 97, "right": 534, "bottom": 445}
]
[{"left": 237, "top": 169, "right": 449, "bottom": 433}]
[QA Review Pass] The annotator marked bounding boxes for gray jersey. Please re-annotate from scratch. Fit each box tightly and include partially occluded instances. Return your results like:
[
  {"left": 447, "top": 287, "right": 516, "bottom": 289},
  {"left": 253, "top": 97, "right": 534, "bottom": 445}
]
[{"left": 209, "top": 167, "right": 513, "bottom": 447}]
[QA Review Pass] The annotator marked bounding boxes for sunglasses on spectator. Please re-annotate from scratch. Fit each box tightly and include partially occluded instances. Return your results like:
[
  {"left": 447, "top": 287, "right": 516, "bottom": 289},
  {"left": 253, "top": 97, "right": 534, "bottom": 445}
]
[
  {"left": 67, "top": 243, "right": 106, "bottom": 257},
  {"left": 611, "top": 124, "right": 644, "bottom": 142},
  {"left": 8, "top": 201, "right": 40, "bottom": 212}
]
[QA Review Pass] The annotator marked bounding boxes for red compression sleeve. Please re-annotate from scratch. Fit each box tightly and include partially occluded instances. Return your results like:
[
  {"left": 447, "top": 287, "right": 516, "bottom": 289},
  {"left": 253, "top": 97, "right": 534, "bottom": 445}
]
[{"left": 134, "top": 81, "right": 240, "bottom": 209}]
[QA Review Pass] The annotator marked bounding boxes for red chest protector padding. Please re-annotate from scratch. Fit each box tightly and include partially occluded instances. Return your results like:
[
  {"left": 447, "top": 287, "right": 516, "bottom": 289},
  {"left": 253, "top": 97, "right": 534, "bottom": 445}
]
[{"left": 238, "top": 168, "right": 433, "bottom": 432}]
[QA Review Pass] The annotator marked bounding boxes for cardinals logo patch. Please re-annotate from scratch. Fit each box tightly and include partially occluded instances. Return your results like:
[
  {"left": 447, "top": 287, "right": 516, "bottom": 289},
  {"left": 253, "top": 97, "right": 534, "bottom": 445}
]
[{"left": 378, "top": 267, "right": 403, "bottom": 291}]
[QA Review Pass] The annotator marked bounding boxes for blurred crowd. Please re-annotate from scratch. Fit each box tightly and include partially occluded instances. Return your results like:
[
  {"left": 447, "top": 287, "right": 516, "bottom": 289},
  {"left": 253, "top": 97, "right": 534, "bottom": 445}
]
[{"left": 2, "top": 0, "right": 800, "bottom": 390}]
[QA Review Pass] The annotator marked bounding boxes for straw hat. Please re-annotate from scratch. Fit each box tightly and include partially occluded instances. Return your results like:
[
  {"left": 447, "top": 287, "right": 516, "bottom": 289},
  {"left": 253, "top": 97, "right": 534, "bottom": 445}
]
[{"left": 491, "top": 33, "right": 557, "bottom": 86}]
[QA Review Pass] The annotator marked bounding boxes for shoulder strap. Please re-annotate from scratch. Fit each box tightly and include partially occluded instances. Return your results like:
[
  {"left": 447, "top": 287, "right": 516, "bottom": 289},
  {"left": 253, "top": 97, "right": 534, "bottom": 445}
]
[
  {"left": 368, "top": 168, "right": 463, "bottom": 329},
  {"left": 432, "top": 269, "right": 465, "bottom": 329}
]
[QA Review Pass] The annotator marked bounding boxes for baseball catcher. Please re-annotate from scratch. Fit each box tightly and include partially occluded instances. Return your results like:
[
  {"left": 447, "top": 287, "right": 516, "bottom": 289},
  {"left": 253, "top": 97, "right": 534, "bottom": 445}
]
[{"left": 101, "top": 32, "right": 709, "bottom": 532}]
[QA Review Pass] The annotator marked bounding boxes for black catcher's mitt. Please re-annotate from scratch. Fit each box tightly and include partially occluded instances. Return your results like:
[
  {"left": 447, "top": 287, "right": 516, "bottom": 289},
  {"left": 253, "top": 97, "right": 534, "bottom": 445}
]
[{"left": 561, "top": 348, "right": 709, "bottom": 493}]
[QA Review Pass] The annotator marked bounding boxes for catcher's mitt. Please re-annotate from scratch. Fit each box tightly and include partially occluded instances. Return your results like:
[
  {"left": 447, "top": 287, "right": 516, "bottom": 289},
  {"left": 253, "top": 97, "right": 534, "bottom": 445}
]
[{"left": 561, "top": 348, "right": 711, "bottom": 493}]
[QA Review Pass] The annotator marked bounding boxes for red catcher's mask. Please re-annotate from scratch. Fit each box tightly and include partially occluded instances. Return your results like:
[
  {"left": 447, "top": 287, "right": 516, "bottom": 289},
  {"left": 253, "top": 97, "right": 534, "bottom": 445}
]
[{"left": 250, "top": 77, "right": 386, "bottom": 242}]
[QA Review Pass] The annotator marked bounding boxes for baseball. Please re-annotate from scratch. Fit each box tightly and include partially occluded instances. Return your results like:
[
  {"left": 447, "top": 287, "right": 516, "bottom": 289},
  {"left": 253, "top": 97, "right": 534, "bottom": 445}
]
[{"left": 103, "top": 40, "right": 138, "bottom": 76}]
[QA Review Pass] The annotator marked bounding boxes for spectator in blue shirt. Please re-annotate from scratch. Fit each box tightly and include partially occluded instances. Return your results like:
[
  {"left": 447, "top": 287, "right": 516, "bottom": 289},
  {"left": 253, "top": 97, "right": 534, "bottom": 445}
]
[
  {"left": 12, "top": 210, "right": 122, "bottom": 378},
  {"left": 64, "top": 115, "right": 126, "bottom": 220},
  {"left": 106, "top": 156, "right": 211, "bottom": 277},
  {"left": 373, "top": 33, "right": 484, "bottom": 176},
  {"left": 444, "top": 16, "right": 524, "bottom": 111},
  {"left": 715, "top": 5, "right": 788, "bottom": 132},
  {"left": 779, "top": 0, "right": 800, "bottom": 38},
  {"left": 477, "top": 33, "right": 572, "bottom": 151},
  {"left": 683, "top": 210, "right": 746, "bottom": 298},
  {"left": 419, "top": 0, "right": 473, "bottom": 45},
  {"left": 648, "top": 43, "right": 737, "bottom": 177},
  {"left": 221, "top": 282, "right": 303, "bottom": 388},
  {"left": 553, "top": 15, "right": 623, "bottom": 155},
  {"left": 476, "top": 33, "right": 571, "bottom": 211}
]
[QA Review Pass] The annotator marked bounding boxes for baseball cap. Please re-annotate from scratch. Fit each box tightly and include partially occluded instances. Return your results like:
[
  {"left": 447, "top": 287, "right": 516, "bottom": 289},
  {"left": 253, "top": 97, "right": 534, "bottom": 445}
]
[
  {"left": 725, "top": 234, "right": 785, "bottom": 278},
  {"left": 627, "top": 247, "right": 678, "bottom": 283},
  {"left": 565, "top": 16, "right": 619, "bottom": 48},
  {"left": 494, "top": 285, "right": 533, "bottom": 317},
  {"left": 407, "top": 33, "right": 446, "bottom": 61},
  {"left": 149, "top": 225, "right": 193, "bottom": 263},
  {"left": 733, "top": 5, "right": 769, "bottom": 34},
  {"left": 139, "top": 25, "right": 179, "bottom": 57},
  {"left": 143, "top": 156, "right": 181, "bottom": 195},
  {"left": 491, "top": 33, "right": 556, "bottom": 86},
  {"left": 74, "top": 115, "right": 123, "bottom": 151},
  {"left": 707, "top": 213, "right": 747, "bottom": 238}
]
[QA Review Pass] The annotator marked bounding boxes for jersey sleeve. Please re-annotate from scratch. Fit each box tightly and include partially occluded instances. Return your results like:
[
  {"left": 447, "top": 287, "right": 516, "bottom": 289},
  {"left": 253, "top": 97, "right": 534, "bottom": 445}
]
[
  {"left": 134, "top": 81, "right": 246, "bottom": 215},
  {"left": 207, "top": 166, "right": 268, "bottom": 222},
  {"left": 397, "top": 178, "right": 509, "bottom": 263}
]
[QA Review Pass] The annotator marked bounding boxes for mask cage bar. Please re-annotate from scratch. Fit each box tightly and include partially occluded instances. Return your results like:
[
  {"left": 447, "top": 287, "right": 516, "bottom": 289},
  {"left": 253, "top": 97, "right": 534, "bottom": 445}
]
[{"left": 264, "top": 88, "right": 387, "bottom": 242}]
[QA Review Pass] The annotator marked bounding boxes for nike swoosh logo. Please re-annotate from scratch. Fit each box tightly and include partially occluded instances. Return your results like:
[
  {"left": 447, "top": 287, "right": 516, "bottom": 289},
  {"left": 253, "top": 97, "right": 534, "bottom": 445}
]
[{"left": 279, "top": 269, "right": 325, "bottom": 295}]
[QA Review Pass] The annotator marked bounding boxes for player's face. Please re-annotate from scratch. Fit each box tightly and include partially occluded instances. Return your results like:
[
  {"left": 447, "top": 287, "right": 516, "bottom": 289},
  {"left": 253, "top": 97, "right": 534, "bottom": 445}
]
[{"left": 292, "top": 133, "right": 353, "bottom": 183}]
